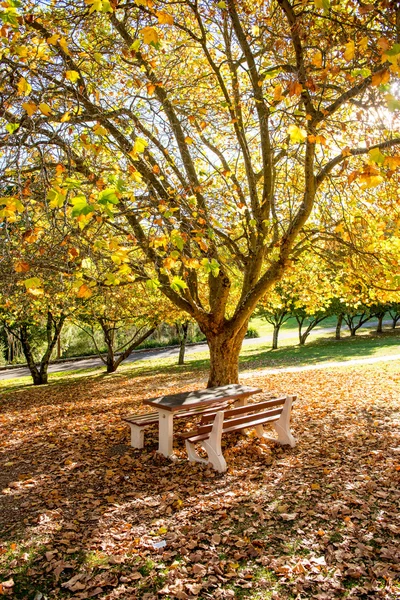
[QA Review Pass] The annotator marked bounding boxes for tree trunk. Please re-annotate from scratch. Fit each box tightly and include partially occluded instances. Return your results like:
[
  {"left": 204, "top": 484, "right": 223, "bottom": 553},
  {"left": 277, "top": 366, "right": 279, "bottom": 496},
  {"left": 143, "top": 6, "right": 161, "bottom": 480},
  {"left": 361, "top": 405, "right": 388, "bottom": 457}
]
[
  {"left": 350, "top": 327, "right": 356, "bottom": 337},
  {"left": 272, "top": 325, "right": 280, "bottom": 350},
  {"left": 178, "top": 322, "right": 189, "bottom": 365},
  {"left": 19, "top": 324, "right": 47, "bottom": 385},
  {"left": 106, "top": 355, "right": 117, "bottom": 373},
  {"left": 299, "top": 332, "right": 308, "bottom": 346},
  {"left": 376, "top": 313, "right": 384, "bottom": 333},
  {"left": 335, "top": 313, "right": 343, "bottom": 340},
  {"left": 57, "top": 335, "right": 61, "bottom": 359},
  {"left": 206, "top": 326, "right": 247, "bottom": 387}
]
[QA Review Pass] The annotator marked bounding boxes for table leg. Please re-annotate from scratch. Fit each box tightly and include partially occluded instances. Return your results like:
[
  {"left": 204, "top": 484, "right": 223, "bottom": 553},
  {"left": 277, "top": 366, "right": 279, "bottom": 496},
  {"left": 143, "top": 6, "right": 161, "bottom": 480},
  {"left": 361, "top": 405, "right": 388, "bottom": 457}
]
[
  {"left": 234, "top": 396, "right": 249, "bottom": 408},
  {"left": 157, "top": 409, "right": 174, "bottom": 457}
]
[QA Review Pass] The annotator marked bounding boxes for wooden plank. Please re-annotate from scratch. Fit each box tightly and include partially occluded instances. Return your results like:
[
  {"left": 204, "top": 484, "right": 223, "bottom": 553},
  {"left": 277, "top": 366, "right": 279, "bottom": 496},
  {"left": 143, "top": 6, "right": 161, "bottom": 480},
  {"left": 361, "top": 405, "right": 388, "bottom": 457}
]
[
  {"left": 200, "top": 397, "right": 287, "bottom": 424},
  {"left": 123, "top": 413, "right": 159, "bottom": 425},
  {"left": 143, "top": 384, "right": 262, "bottom": 412}
]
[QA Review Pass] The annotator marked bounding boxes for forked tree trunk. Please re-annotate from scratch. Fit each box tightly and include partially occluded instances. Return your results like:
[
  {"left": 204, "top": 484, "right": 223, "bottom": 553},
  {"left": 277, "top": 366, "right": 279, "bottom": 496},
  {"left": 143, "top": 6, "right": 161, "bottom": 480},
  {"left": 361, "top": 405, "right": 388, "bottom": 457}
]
[
  {"left": 18, "top": 313, "right": 65, "bottom": 385},
  {"left": 206, "top": 323, "right": 247, "bottom": 387}
]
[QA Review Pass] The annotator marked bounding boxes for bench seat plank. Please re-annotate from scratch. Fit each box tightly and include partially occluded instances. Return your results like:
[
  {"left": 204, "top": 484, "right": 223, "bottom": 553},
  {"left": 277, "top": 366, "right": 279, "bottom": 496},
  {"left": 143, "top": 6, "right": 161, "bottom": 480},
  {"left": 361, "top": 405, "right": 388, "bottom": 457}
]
[{"left": 200, "top": 397, "right": 289, "bottom": 424}]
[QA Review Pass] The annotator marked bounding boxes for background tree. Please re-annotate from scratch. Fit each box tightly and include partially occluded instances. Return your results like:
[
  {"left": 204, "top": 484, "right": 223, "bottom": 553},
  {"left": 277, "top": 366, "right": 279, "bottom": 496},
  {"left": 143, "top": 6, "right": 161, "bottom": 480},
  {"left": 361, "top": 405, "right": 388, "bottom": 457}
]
[
  {"left": 1, "top": 0, "right": 400, "bottom": 385},
  {"left": 74, "top": 284, "right": 177, "bottom": 373}
]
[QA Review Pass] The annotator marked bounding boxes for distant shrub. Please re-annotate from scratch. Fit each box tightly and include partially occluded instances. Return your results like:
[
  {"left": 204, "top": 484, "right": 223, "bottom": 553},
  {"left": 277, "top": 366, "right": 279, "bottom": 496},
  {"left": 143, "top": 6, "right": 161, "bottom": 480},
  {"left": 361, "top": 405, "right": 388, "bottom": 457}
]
[{"left": 245, "top": 327, "right": 260, "bottom": 338}]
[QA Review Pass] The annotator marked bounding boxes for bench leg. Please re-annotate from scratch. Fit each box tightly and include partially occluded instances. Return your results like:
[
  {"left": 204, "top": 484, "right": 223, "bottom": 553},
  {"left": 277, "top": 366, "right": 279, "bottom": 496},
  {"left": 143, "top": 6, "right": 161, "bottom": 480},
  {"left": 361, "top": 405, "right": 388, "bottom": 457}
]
[
  {"left": 202, "top": 412, "right": 227, "bottom": 473},
  {"left": 254, "top": 424, "right": 265, "bottom": 438},
  {"left": 158, "top": 409, "right": 174, "bottom": 458},
  {"left": 185, "top": 440, "right": 208, "bottom": 465},
  {"left": 273, "top": 395, "right": 296, "bottom": 447},
  {"left": 129, "top": 424, "right": 145, "bottom": 449}
]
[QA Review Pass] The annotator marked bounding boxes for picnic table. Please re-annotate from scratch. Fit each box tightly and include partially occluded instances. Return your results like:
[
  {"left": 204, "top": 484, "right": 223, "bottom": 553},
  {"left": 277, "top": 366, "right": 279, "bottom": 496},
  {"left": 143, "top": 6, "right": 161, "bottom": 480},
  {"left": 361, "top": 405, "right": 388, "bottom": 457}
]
[{"left": 142, "top": 383, "right": 262, "bottom": 457}]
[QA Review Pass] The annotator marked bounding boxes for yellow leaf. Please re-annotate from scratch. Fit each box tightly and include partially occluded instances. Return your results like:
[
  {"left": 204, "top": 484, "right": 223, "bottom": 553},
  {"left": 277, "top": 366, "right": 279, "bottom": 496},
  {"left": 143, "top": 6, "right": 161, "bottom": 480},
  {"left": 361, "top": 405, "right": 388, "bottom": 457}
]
[
  {"left": 133, "top": 137, "right": 148, "bottom": 154},
  {"left": 46, "top": 33, "right": 60, "bottom": 45},
  {"left": 60, "top": 112, "right": 71, "bottom": 122},
  {"left": 312, "top": 50, "right": 322, "bottom": 68},
  {"left": 343, "top": 40, "right": 355, "bottom": 62},
  {"left": 58, "top": 37, "right": 71, "bottom": 55},
  {"left": 15, "top": 46, "right": 28, "bottom": 58},
  {"left": 77, "top": 283, "right": 93, "bottom": 299},
  {"left": 273, "top": 84, "right": 284, "bottom": 102},
  {"left": 360, "top": 174, "right": 384, "bottom": 189},
  {"left": 93, "top": 123, "right": 108, "bottom": 135},
  {"left": 39, "top": 103, "right": 52, "bottom": 116},
  {"left": 22, "top": 102, "right": 37, "bottom": 116},
  {"left": 185, "top": 136, "right": 194, "bottom": 145},
  {"left": 129, "top": 169, "right": 142, "bottom": 183},
  {"left": 359, "top": 36, "right": 368, "bottom": 51},
  {"left": 311, "top": 483, "right": 320, "bottom": 490},
  {"left": 17, "top": 77, "right": 32, "bottom": 97},
  {"left": 287, "top": 124, "right": 307, "bottom": 143},
  {"left": 65, "top": 70, "right": 80, "bottom": 83},
  {"left": 156, "top": 10, "right": 173, "bottom": 25},
  {"left": 141, "top": 26, "right": 159, "bottom": 46}
]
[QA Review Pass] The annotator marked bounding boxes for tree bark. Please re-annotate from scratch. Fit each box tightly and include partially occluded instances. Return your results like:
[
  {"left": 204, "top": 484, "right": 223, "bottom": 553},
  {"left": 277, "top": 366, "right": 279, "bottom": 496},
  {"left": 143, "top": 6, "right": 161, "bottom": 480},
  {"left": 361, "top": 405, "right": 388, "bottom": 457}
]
[
  {"left": 178, "top": 322, "right": 189, "bottom": 365},
  {"left": 206, "top": 325, "right": 247, "bottom": 387},
  {"left": 376, "top": 313, "right": 384, "bottom": 333},
  {"left": 335, "top": 313, "right": 343, "bottom": 340},
  {"left": 18, "top": 314, "right": 65, "bottom": 385},
  {"left": 272, "top": 325, "right": 280, "bottom": 350}
]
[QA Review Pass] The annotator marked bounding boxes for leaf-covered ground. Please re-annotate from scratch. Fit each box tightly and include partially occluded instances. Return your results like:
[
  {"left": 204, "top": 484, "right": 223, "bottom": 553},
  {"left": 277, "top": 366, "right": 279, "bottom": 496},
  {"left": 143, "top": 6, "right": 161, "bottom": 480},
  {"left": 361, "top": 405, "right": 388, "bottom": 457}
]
[{"left": 0, "top": 361, "right": 399, "bottom": 599}]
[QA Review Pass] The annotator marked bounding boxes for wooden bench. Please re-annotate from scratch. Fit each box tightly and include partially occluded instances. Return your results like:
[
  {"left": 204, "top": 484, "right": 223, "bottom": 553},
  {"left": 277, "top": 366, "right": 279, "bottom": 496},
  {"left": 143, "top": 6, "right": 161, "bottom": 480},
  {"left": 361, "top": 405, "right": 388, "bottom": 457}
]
[{"left": 181, "top": 395, "right": 297, "bottom": 472}]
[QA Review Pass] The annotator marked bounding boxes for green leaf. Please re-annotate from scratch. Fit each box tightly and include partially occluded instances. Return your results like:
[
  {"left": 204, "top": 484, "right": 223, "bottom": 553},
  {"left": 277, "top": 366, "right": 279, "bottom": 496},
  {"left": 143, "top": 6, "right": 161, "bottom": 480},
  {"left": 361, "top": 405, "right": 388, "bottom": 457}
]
[
  {"left": 384, "top": 43, "right": 400, "bottom": 57},
  {"left": 104, "top": 272, "right": 120, "bottom": 286},
  {"left": 171, "top": 276, "right": 188, "bottom": 292},
  {"left": 386, "top": 94, "right": 400, "bottom": 112},
  {"left": 171, "top": 230, "right": 184, "bottom": 251},
  {"left": 314, "top": 0, "right": 330, "bottom": 12},
  {"left": 71, "top": 195, "right": 94, "bottom": 217},
  {"left": 98, "top": 188, "right": 119, "bottom": 205},
  {"left": 368, "top": 148, "right": 385, "bottom": 165},
  {"left": 5, "top": 123, "right": 19, "bottom": 134},
  {"left": 201, "top": 258, "right": 220, "bottom": 277},
  {"left": 146, "top": 279, "right": 160, "bottom": 291}
]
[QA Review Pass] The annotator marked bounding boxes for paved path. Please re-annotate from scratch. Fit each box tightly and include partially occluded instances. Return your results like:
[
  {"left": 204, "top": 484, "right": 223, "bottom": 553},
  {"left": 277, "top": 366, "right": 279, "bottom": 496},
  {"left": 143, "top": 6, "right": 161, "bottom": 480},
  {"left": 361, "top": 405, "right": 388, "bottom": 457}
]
[{"left": 0, "top": 320, "right": 396, "bottom": 381}]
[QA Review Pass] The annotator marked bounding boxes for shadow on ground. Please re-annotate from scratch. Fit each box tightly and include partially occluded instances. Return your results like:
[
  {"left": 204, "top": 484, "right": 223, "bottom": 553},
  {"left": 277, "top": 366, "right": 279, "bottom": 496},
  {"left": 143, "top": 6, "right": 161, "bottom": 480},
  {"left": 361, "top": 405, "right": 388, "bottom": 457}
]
[{"left": 0, "top": 362, "right": 399, "bottom": 599}]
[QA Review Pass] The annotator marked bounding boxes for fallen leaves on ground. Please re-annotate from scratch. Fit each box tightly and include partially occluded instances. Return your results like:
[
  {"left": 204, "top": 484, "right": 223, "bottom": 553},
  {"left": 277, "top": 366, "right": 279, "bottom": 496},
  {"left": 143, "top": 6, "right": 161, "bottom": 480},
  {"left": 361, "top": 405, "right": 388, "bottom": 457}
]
[{"left": 0, "top": 363, "right": 399, "bottom": 599}]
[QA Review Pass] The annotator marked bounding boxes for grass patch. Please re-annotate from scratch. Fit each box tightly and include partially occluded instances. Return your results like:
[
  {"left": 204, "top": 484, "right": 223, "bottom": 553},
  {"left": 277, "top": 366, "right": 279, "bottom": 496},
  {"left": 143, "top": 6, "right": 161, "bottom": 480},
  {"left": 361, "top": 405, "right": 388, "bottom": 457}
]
[{"left": 1, "top": 327, "right": 399, "bottom": 396}]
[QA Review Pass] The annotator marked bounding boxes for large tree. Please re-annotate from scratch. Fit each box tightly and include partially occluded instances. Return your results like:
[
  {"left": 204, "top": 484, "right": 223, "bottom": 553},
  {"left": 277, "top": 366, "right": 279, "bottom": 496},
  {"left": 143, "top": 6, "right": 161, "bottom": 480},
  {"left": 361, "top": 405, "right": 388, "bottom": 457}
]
[{"left": 1, "top": 0, "right": 400, "bottom": 385}]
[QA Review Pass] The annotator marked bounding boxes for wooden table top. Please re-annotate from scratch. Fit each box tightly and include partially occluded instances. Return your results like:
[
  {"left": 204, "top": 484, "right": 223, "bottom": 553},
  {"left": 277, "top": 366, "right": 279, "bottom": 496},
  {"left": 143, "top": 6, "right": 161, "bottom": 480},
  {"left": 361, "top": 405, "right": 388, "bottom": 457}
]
[{"left": 143, "top": 383, "right": 262, "bottom": 412}]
